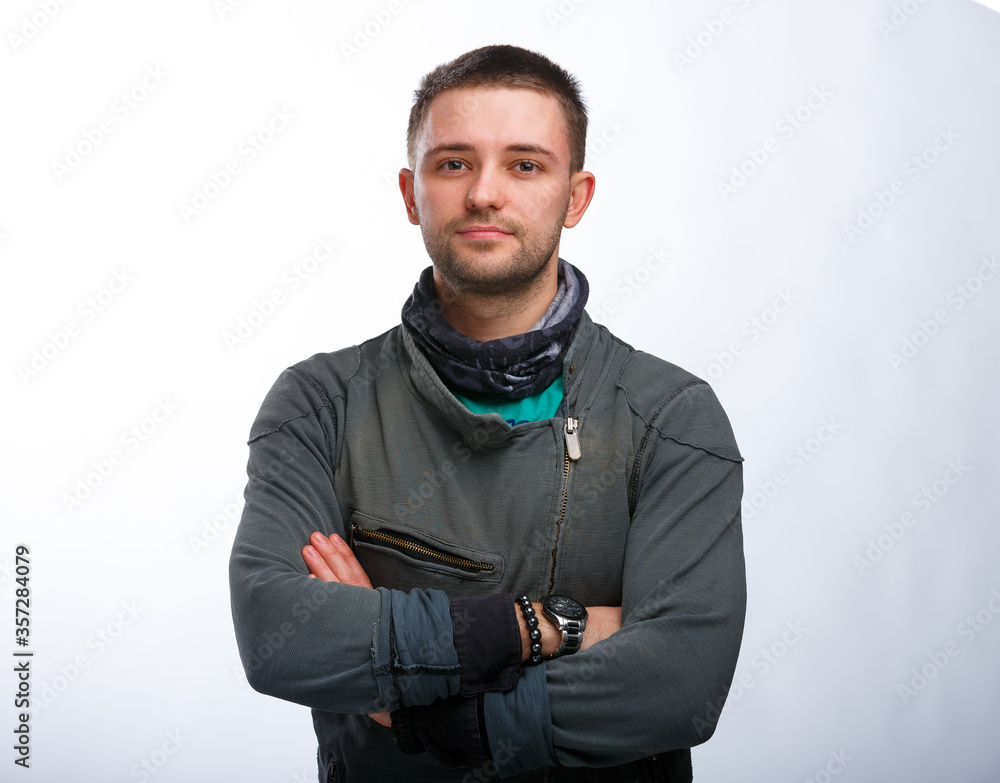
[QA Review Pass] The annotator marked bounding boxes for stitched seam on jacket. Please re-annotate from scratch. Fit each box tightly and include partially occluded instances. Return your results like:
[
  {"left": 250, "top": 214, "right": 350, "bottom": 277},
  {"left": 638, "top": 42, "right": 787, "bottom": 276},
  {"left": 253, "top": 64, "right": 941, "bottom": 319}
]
[
  {"left": 247, "top": 405, "right": 332, "bottom": 444},
  {"left": 661, "top": 434, "right": 742, "bottom": 462},
  {"left": 618, "top": 354, "right": 706, "bottom": 427},
  {"left": 289, "top": 365, "right": 336, "bottom": 408},
  {"left": 618, "top": 355, "right": 742, "bottom": 461},
  {"left": 348, "top": 326, "right": 398, "bottom": 386},
  {"left": 288, "top": 366, "right": 338, "bottom": 458},
  {"left": 627, "top": 398, "right": 670, "bottom": 517}
]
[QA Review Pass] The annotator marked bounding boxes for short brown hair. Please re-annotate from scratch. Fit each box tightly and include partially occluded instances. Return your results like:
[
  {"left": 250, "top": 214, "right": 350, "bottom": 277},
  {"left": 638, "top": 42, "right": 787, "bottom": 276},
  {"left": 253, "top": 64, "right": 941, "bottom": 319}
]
[{"left": 406, "top": 45, "right": 589, "bottom": 173}]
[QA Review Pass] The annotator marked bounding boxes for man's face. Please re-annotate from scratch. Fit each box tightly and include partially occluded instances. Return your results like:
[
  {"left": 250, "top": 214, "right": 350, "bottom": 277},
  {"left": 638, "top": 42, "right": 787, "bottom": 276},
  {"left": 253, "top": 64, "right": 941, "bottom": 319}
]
[{"left": 400, "top": 86, "right": 590, "bottom": 299}]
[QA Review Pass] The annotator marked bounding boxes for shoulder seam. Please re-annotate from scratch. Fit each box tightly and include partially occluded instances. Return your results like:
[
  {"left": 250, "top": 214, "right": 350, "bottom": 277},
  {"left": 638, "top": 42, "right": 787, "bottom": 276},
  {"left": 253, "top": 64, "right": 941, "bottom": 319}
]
[
  {"left": 247, "top": 365, "right": 340, "bottom": 454},
  {"left": 623, "top": 357, "right": 742, "bottom": 512},
  {"left": 247, "top": 404, "right": 332, "bottom": 445},
  {"left": 619, "top": 350, "right": 707, "bottom": 428},
  {"left": 288, "top": 365, "right": 337, "bottom": 408}
]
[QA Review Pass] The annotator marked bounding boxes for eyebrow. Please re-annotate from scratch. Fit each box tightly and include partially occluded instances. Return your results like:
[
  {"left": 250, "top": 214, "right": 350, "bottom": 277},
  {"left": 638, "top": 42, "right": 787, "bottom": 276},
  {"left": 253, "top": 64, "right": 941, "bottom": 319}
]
[{"left": 423, "top": 142, "right": 561, "bottom": 164}]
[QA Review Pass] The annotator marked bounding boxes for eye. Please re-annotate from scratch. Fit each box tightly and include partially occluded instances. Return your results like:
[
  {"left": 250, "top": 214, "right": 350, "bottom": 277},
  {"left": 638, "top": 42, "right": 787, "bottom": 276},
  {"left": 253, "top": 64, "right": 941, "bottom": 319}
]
[
  {"left": 515, "top": 161, "right": 539, "bottom": 173},
  {"left": 441, "top": 159, "right": 467, "bottom": 171}
]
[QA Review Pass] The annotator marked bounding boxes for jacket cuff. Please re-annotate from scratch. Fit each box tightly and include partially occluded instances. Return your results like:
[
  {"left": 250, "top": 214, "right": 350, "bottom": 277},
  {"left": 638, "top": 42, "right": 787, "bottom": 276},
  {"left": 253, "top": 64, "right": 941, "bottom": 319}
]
[
  {"left": 392, "top": 694, "right": 491, "bottom": 768},
  {"left": 373, "top": 587, "right": 461, "bottom": 711},
  {"left": 450, "top": 594, "right": 522, "bottom": 696}
]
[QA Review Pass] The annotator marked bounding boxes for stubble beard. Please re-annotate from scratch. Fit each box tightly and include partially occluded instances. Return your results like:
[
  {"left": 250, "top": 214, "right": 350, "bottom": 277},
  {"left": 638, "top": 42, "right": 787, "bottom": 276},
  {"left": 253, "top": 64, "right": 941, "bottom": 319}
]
[{"left": 421, "top": 206, "right": 567, "bottom": 303}]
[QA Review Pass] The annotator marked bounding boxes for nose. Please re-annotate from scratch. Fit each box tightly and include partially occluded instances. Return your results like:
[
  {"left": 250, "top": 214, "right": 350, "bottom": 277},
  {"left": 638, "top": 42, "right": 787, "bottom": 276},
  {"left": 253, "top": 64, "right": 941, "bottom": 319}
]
[{"left": 465, "top": 166, "right": 506, "bottom": 211}]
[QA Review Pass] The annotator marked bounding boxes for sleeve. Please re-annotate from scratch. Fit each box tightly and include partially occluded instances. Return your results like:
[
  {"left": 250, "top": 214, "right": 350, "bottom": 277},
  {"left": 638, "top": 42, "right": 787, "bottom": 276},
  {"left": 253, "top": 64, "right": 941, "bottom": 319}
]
[
  {"left": 228, "top": 368, "right": 521, "bottom": 715},
  {"left": 483, "top": 382, "right": 747, "bottom": 776}
]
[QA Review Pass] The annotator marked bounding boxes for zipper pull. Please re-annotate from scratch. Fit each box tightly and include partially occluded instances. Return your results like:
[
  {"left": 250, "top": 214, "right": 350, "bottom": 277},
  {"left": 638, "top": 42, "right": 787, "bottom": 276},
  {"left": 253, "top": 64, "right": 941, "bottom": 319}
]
[{"left": 564, "top": 417, "right": 582, "bottom": 461}]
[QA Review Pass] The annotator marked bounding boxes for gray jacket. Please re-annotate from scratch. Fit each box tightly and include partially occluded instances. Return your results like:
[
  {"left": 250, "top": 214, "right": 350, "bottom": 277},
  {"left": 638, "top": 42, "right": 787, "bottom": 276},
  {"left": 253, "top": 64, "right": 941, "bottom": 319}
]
[{"left": 229, "top": 312, "right": 746, "bottom": 782}]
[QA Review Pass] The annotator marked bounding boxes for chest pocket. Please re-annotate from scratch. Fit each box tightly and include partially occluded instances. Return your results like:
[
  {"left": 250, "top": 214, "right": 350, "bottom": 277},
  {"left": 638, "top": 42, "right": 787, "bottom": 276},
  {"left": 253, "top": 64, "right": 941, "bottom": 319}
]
[{"left": 348, "top": 510, "right": 504, "bottom": 593}]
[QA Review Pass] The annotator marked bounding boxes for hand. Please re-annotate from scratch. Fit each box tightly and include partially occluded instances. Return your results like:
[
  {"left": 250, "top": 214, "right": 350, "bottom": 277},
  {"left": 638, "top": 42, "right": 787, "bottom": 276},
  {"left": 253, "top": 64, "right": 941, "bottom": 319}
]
[
  {"left": 302, "top": 532, "right": 389, "bottom": 726},
  {"left": 302, "top": 532, "right": 373, "bottom": 589},
  {"left": 580, "top": 606, "right": 622, "bottom": 651}
]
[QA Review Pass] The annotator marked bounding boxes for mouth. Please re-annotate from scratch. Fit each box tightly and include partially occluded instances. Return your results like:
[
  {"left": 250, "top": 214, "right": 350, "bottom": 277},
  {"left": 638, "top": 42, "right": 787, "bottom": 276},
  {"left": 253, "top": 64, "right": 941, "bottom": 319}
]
[{"left": 456, "top": 225, "right": 514, "bottom": 240}]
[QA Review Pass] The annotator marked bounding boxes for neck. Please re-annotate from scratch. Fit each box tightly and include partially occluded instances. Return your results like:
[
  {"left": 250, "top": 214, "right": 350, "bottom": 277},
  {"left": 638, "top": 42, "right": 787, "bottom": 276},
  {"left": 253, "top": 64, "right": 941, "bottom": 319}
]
[{"left": 432, "top": 262, "right": 559, "bottom": 342}]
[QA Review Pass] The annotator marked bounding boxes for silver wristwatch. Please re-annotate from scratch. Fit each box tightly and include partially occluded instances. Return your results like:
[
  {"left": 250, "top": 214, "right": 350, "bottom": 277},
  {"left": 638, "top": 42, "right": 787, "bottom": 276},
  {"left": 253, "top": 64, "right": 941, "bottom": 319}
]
[{"left": 541, "top": 594, "right": 588, "bottom": 658}]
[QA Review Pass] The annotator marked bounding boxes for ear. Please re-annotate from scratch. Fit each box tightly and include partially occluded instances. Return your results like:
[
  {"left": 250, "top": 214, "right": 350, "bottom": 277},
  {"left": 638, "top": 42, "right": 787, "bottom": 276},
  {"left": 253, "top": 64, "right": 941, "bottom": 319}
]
[
  {"left": 399, "top": 168, "right": 420, "bottom": 225},
  {"left": 563, "top": 170, "right": 596, "bottom": 229}
]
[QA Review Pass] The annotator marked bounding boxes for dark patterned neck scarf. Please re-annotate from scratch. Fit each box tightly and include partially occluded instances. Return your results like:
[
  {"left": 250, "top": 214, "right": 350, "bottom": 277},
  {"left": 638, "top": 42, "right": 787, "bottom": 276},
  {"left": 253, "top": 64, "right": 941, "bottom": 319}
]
[{"left": 401, "top": 259, "right": 589, "bottom": 401}]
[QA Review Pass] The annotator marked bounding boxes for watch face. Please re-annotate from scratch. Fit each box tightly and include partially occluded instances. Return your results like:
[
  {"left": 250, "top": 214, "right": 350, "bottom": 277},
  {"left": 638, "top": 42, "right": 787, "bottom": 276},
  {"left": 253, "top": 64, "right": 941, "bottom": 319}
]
[{"left": 544, "top": 595, "right": 587, "bottom": 621}]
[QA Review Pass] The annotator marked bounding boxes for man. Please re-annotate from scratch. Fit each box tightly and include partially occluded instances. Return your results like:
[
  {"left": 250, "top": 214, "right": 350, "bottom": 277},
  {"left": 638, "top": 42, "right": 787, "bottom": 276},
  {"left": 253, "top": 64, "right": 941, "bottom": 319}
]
[{"left": 230, "top": 45, "right": 745, "bottom": 782}]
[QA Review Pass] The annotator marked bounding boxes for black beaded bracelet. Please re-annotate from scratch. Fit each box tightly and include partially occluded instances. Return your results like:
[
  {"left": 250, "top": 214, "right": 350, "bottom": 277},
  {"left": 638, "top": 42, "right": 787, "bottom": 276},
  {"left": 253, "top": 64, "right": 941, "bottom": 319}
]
[{"left": 516, "top": 595, "right": 543, "bottom": 665}]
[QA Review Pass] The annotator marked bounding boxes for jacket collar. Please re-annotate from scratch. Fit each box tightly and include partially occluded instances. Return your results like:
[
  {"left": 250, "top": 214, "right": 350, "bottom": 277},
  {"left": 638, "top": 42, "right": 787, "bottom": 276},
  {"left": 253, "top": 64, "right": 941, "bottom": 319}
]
[{"left": 399, "top": 312, "right": 604, "bottom": 446}]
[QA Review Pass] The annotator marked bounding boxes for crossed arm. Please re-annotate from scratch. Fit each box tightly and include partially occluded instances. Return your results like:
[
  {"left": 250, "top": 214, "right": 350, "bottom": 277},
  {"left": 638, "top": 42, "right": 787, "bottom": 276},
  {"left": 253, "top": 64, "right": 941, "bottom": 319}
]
[
  {"left": 300, "top": 531, "right": 624, "bottom": 727},
  {"left": 232, "top": 374, "right": 746, "bottom": 774}
]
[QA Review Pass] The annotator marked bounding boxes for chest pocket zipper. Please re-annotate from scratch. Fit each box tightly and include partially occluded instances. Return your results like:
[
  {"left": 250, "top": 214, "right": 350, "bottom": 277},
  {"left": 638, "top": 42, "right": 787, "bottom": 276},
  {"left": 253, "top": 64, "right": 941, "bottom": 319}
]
[{"left": 350, "top": 522, "right": 496, "bottom": 574}]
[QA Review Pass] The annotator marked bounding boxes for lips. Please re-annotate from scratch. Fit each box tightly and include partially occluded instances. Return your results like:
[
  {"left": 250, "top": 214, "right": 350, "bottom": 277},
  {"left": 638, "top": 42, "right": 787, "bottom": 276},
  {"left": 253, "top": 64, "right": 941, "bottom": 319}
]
[{"left": 457, "top": 225, "right": 513, "bottom": 239}]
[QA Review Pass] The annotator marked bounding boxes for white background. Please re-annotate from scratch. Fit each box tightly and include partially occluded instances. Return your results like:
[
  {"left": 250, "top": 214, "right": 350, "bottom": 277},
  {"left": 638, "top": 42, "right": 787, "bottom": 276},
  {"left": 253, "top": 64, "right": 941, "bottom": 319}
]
[{"left": 2, "top": 1, "right": 999, "bottom": 781}]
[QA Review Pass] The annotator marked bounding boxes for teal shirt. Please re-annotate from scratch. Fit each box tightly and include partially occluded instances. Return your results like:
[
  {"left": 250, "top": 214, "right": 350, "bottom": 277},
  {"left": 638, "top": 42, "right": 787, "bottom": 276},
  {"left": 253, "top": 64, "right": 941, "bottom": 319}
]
[{"left": 452, "top": 376, "right": 564, "bottom": 426}]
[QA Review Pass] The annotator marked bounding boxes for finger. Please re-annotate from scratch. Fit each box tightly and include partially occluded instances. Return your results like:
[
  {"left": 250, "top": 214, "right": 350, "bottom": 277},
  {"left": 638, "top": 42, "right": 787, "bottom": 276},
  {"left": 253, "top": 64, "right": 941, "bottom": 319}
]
[
  {"left": 368, "top": 711, "right": 392, "bottom": 727},
  {"left": 310, "top": 532, "right": 373, "bottom": 589},
  {"left": 302, "top": 544, "right": 340, "bottom": 582},
  {"left": 328, "top": 533, "right": 374, "bottom": 588}
]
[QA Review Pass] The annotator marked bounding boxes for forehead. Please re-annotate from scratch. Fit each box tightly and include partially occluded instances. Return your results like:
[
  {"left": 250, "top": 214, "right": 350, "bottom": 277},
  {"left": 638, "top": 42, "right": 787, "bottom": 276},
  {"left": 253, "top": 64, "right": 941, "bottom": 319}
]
[{"left": 416, "top": 86, "right": 569, "bottom": 163}]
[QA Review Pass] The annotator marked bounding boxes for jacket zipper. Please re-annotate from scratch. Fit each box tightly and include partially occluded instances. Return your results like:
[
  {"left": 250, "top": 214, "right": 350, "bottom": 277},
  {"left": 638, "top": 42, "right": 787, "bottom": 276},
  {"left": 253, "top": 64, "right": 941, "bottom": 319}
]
[
  {"left": 351, "top": 523, "right": 495, "bottom": 573},
  {"left": 548, "top": 418, "right": 581, "bottom": 593}
]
